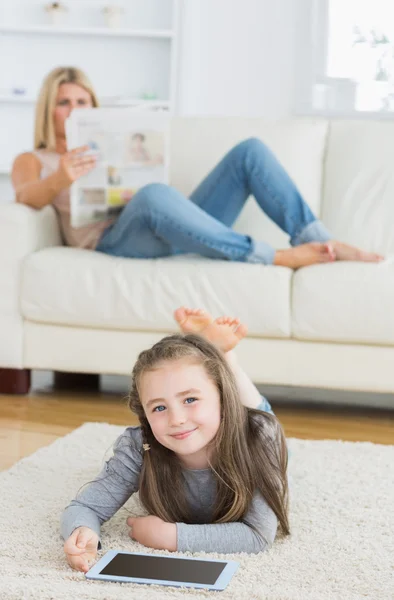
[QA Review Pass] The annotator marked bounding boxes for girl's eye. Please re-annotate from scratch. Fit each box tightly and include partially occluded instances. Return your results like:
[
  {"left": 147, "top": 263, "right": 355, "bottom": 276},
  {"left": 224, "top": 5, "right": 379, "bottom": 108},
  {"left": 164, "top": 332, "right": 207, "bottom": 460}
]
[
  {"left": 185, "top": 397, "right": 197, "bottom": 404},
  {"left": 78, "top": 99, "right": 88, "bottom": 105},
  {"left": 153, "top": 405, "right": 166, "bottom": 413},
  {"left": 58, "top": 100, "right": 69, "bottom": 106}
]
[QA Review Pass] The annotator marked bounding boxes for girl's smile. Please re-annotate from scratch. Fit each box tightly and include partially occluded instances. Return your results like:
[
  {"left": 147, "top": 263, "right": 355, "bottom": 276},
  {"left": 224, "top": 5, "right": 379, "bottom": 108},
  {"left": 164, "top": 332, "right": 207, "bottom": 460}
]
[{"left": 170, "top": 427, "right": 198, "bottom": 440}]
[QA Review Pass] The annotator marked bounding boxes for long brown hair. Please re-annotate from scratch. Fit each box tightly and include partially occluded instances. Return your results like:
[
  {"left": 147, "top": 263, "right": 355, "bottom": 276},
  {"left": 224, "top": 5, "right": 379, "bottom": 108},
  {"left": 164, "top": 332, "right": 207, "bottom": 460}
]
[{"left": 128, "top": 334, "right": 290, "bottom": 536}]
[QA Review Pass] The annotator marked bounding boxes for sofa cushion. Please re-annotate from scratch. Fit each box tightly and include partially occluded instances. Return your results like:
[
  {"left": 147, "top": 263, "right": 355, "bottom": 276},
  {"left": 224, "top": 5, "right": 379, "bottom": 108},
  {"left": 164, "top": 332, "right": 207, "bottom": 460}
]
[
  {"left": 170, "top": 118, "right": 329, "bottom": 250},
  {"left": 21, "top": 247, "right": 292, "bottom": 338},
  {"left": 322, "top": 120, "right": 394, "bottom": 256},
  {"left": 292, "top": 260, "right": 394, "bottom": 345}
]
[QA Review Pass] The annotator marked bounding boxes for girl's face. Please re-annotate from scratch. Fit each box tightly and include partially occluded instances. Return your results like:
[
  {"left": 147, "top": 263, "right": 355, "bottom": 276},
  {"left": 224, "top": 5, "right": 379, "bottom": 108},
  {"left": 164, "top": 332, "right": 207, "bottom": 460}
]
[
  {"left": 53, "top": 83, "right": 93, "bottom": 137},
  {"left": 140, "top": 359, "right": 221, "bottom": 470}
]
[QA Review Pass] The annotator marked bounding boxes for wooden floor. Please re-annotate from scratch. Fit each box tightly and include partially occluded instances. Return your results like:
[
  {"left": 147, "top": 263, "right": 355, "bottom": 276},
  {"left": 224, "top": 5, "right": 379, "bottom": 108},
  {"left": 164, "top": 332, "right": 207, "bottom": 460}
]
[{"left": 1, "top": 382, "right": 394, "bottom": 471}]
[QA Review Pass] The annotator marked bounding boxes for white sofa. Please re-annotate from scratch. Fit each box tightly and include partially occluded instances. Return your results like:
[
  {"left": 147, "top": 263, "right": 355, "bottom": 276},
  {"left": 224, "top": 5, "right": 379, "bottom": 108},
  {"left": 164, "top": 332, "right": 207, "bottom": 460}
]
[{"left": 1, "top": 117, "right": 394, "bottom": 402}]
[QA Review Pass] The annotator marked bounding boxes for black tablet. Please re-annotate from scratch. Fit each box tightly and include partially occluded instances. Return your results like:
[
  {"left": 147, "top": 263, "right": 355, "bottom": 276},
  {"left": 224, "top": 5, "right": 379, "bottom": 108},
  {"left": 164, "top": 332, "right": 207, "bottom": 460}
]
[{"left": 86, "top": 550, "right": 239, "bottom": 591}]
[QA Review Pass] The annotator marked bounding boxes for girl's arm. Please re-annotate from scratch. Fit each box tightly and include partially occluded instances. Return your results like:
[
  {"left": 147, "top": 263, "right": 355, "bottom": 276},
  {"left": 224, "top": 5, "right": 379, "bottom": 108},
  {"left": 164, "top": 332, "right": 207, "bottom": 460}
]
[
  {"left": 175, "top": 491, "right": 278, "bottom": 554},
  {"left": 61, "top": 427, "right": 143, "bottom": 546}
]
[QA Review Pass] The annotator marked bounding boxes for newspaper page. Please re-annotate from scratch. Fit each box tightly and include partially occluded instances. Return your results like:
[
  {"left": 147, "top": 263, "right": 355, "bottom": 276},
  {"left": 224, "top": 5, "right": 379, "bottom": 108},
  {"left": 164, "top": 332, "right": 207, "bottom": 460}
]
[{"left": 65, "top": 107, "right": 170, "bottom": 228}]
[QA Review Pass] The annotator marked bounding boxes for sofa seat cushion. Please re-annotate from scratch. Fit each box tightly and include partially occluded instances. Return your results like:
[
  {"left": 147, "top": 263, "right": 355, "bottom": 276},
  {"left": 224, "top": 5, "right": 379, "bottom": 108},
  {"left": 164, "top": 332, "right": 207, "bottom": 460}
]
[
  {"left": 21, "top": 247, "right": 292, "bottom": 338},
  {"left": 292, "top": 260, "right": 394, "bottom": 345}
]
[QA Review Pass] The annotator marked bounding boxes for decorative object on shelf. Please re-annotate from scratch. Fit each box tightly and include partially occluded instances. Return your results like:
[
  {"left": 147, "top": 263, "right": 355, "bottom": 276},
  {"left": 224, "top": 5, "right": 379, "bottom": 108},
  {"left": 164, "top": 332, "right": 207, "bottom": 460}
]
[
  {"left": 44, "top": 2, "right": 68, "bottom": 26},
  {"left": 0, "top": 87, "right": 27, "bottom": 97},
  {"left": 141, "top": 91, "right": 158, "bottom": 101},
  {"left": 12, "top": 87, "right": 27, "bottom": 96},
  {"left": 102, "top": 5, "right": 125, "bottom": 29}
]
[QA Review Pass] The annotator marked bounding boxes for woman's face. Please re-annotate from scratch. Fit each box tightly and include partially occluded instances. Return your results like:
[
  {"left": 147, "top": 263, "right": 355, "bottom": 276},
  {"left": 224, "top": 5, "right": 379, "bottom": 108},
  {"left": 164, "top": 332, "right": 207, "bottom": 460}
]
[{"left": 53, "top": 83, "right": 93, "bottom": 137}]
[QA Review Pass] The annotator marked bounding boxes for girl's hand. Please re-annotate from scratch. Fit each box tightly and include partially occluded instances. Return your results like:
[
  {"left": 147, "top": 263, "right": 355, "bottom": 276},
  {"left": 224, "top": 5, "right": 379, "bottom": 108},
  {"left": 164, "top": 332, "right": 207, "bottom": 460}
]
[
  {"left": 64, "top": 526, "right": 100, "bottom": 573},
  {"left": 56, "top": 145, "right": 97, "bottom": 187},
  {"left": 127, "top": 516, "right": 177, "bottom": 551}
]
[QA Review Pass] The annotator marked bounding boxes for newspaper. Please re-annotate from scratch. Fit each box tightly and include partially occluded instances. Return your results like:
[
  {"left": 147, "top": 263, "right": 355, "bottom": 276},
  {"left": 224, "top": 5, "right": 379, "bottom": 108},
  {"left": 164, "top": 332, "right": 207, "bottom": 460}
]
[{"left": 65, "top": 107, "right": 170, "bottom": 228}]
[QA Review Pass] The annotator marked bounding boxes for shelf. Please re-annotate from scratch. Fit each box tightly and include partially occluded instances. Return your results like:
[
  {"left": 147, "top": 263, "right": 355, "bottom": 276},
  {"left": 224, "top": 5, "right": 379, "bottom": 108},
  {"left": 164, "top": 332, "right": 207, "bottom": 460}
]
[
  {"left": 0, "top": 24, "right": 174, "bottom": 39},
  {"left": 0, "top": 95, "right": 171, "bottom": 108},
  {"left": 0, "top": 96, "right": 33, "bottom": 104},
  {"left": 102, "top": 99, "right": 171, "bottom": 108}
]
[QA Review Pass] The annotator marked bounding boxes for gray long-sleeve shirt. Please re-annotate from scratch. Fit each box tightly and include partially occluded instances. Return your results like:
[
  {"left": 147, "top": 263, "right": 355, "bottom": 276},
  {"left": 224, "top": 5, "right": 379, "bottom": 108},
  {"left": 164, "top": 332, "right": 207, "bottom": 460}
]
[{"left": 61, "top": 424, "right": 278, "bottom": 554}]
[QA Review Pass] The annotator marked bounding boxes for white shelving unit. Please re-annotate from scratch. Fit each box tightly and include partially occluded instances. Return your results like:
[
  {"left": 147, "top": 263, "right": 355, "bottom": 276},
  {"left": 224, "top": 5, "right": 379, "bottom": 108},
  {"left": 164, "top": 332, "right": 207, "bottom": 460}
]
[
  {"left": 0, "top": 95, "right": 171, "bottom": 108},
  {"left": 0, "top": 0, "right": 181, "bottom": 197},
  {"left": 0, "top": 24, "right": 174, "bottom": 38}
]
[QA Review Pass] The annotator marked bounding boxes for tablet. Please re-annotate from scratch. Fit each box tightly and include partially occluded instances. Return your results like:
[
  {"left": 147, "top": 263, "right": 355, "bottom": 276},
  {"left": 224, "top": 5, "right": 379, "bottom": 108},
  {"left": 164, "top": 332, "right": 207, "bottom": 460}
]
[{"left": 86, "top": 549, "right": 239, "bottom": 591}]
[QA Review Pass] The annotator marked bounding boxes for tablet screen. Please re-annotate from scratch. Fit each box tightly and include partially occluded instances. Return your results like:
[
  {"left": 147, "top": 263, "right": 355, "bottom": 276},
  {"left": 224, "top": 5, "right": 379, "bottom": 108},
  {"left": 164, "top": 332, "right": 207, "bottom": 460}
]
[{"left": 99, "top": 553, "right": 226, "bottom": 585}]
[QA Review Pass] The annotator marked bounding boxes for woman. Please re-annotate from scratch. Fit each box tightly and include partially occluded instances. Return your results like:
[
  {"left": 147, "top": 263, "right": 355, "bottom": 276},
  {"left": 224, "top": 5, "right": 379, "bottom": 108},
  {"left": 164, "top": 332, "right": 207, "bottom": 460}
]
[{"left": 12, "top": 66, "right": 382, "bottom": 267}]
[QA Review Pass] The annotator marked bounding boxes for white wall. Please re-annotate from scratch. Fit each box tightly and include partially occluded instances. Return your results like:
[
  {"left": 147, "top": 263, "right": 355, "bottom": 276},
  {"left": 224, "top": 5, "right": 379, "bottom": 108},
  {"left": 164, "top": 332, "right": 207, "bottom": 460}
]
[{"left": 177, "top": 0, "right": 297, "bottom": 117}]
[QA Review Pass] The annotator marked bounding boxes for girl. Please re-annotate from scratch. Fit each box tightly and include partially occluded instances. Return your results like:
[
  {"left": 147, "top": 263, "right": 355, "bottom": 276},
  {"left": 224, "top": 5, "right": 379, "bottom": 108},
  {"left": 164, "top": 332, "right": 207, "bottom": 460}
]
[
  {"left": 13, "top": 66, "right": 382, "bottom": 267},
  {"left": 62, "top": 307, "right": 289, "bottom": 573}
]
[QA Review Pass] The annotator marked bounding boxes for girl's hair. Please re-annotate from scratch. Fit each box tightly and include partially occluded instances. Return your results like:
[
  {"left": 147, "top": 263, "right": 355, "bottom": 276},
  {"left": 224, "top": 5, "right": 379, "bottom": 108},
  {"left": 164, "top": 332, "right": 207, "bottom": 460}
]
[
  {"left": 34, "top": 66, "right": 99, "bottom": 151},
  {"left": 128, "top": 333, "right": 290, "bottom": 536}
]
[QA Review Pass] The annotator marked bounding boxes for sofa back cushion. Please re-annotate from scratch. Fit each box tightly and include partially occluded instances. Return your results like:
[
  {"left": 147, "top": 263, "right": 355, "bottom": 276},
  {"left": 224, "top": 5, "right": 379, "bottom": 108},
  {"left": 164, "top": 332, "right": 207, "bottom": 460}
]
[
  {"left": 170, "top": 118, "right": 329, "bottom": 249},
  {"left": 322, "top": 120, "right": 394, "bottom": 255}
]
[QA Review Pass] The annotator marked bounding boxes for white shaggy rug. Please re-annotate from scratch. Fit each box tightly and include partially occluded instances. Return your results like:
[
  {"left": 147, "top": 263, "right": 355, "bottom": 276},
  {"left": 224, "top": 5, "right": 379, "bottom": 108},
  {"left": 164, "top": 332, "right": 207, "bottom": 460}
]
[{"left": 0, "top": 423, "right": 393, "bottom": 600}]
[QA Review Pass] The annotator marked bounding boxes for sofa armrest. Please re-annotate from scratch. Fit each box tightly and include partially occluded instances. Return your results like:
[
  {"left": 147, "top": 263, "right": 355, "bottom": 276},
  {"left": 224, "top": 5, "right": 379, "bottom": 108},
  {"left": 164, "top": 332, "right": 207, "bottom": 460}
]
[
  {"left": 0, "top": 202, "right": 62, "bottom": 254},
  {"left": 0, "top": 203, "right": 62, "bottom": 368}
]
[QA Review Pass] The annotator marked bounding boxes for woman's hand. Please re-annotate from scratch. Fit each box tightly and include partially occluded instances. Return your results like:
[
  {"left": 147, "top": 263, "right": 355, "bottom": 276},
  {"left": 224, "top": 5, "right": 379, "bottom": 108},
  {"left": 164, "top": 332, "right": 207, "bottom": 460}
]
[
  {"left": 56, "top": 145, "right": 97, "bottom": 187},
  {"left": 126, "top": 516, "right": 177, "bottom": 551},
  {"left": 64, "top": 526, "right": 100, "bottom": 573}
]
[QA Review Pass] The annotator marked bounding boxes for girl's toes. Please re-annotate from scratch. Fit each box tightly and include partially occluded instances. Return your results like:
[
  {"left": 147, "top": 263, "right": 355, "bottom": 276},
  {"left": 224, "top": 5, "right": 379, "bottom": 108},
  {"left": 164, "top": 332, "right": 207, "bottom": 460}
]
[
  {"left": 235, "top": 323, "right": 248, "bottom": 340},
  {"left": 174, "top": 307, "right": 186, "bottom": 322}
]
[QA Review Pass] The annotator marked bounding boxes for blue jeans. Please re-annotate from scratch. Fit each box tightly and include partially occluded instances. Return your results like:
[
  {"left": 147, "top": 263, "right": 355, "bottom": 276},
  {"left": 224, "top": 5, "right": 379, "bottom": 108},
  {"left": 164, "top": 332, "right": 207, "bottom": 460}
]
[
  {"left": 96, "top": 138, "right": 331, "bottom": 265},
  {"left": 257, "top": 396, "right": 275, "bottom": 415},
  {"left": 256, "top": 397, "right": 292, "bottom": 460}
]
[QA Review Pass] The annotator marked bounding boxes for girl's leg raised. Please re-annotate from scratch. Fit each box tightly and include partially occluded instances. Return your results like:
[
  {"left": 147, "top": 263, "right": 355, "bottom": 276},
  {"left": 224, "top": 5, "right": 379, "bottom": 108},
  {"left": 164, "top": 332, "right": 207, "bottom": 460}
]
[{"left": 173, "top": 307, "right": 274, "bottom": 413}]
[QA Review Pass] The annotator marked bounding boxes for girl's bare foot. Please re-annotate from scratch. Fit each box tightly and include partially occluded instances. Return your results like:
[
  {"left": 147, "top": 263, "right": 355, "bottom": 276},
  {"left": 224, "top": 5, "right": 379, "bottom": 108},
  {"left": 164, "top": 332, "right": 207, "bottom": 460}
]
[
  {"left": 174, "top": 307, "right": 247, "bottom": 353},
  {"left": 173, "top": 307, "right": 213, "bottom": 334},
  {"left": 330, "top": 241, "right": 384, "bottom": 263},
  {"left": 274, "top": 242, "right": 335, "bottom": 269},
  {"left": 201, "top": 317, "right": 248, "bottom": 353}
]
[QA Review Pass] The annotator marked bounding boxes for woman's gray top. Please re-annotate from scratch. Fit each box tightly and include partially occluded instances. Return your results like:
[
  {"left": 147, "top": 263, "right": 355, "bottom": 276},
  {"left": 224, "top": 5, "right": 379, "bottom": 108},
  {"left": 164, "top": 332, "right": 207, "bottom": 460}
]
[{"left": 61, "top": 424, "right": 278, "bottom": 554}]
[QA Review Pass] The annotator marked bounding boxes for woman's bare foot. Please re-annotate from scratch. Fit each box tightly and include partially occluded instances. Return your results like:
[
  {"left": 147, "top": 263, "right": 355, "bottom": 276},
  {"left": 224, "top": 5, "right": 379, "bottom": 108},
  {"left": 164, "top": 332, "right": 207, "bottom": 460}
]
[
  {"left": 174, "top": 306, "right": 247, "bottom": 353},
  {"left": 173, "top": 307, "right": 213, "bottom": 333},
  {"left": 274, "top": 242, "right": 336, "bottom": 269},
  {"left": 330, "top": 241, "right": 384, "bottom": 263}
]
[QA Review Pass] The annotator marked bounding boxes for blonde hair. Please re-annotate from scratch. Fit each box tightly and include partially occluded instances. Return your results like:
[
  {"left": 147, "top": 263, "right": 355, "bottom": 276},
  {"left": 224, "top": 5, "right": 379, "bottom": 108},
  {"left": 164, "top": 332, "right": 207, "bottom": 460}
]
[
  {"left": 34, "top": 67, "right": 99, "bottom": 151},
  {"left": 128, "top": 334, "right": 290, "bottom": 536}
]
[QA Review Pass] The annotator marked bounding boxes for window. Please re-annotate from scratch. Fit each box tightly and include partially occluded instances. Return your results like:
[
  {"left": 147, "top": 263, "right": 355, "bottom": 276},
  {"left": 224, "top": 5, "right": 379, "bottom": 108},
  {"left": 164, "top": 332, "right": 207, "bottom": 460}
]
[{"left": 296, "top": 0, "right": 394, "bottom": 116}]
